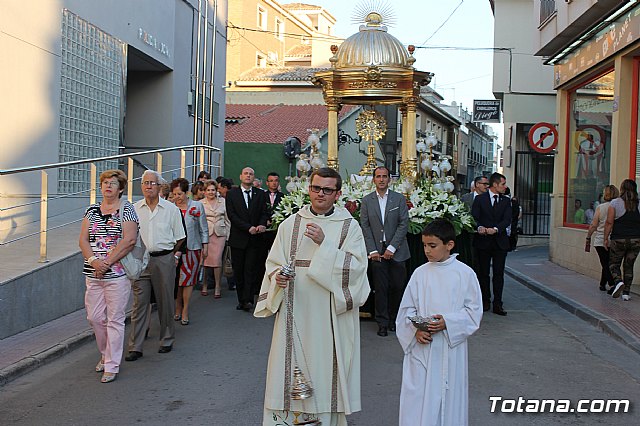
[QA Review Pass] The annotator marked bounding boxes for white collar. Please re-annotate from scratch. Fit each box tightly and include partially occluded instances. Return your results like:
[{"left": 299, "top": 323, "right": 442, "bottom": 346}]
[{"left": 376, "top": 189, "right": 389, "bottom": 199}]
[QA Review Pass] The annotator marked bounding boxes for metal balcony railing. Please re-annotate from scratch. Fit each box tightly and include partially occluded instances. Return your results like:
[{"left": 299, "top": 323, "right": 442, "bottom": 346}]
[
  {"left": 540, "top": 0, "right": 556, "bottom": 24},
  {"left": 0, "top": 144, "right": 221, "bottom": 262}
]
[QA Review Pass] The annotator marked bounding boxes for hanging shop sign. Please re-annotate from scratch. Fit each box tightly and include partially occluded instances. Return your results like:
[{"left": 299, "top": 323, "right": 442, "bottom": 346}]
[
  {"left": 472, "top": 100, "right": 501, "bottom": 123},
  {"left": 554, "top": 3, "right": 640, "bottom": 88}
]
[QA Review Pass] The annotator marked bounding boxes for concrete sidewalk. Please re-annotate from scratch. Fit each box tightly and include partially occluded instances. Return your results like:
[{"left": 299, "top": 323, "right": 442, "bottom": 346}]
[
  {"left": 505, "top": 244, "right": 640, "bottom": 353},
  {"left": 2, "top": 243, "right": 640, "bottom": 387}
]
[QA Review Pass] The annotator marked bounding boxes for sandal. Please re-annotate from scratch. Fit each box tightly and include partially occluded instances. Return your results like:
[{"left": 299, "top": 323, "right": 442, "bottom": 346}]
[
  {"left": 181, "top": 318, "right": 190, "bottom": 326},
  {"left": 100, "top": 372, "right": 117, "bottom": 383},
  {"left": 214, "top": 293, "right": 221, "bottom": 299},
  {"left": 173, "top": 314, "right": 181, "bottom": 321},
  {"left": 95, "top": 359, "right": 105, "bottom": 373},
  {"left": 201, "top": 290, "right": 208, "bottom": 296}
]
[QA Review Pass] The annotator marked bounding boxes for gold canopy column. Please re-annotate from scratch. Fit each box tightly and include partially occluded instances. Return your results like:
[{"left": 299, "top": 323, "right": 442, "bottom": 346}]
[
  {"left": 402, "top": 98, "right": 418, "bottom": 181},
  {"left": 327, "top": 100, "right": 340, "bottom": 171},
  {"left": 399, "top": 106, "right": 407, "bottom": 173}
]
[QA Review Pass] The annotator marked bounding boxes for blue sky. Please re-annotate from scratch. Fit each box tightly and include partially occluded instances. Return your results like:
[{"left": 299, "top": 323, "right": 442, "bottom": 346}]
[{"left": 312, "top": 0, "right": 496, "bottom": 112}]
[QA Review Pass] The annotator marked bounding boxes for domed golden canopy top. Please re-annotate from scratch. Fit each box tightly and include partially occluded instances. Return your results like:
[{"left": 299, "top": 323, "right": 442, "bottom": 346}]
[{"left": 332, "top": 12, "right": 415, "bottom": 69}]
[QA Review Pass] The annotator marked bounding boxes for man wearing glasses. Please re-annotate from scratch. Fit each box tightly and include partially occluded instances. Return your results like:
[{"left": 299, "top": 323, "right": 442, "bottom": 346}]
[
  {"left": 255, "top": 167, "right": 370, "bottom": 425},
  {"left": 461, "top": 176, "right": 489, "bottom": 210},
  {"left": 125, "top": 170, "right": 185, "bottom": 361}
]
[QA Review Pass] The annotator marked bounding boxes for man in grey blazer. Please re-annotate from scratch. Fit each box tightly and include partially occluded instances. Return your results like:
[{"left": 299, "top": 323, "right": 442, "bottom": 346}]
[
  {"left": 360, "top": 166, "right": 410, "bottom": 337},
  {"left": 461, "top": 175, "right": 489, "bottom": 210}
]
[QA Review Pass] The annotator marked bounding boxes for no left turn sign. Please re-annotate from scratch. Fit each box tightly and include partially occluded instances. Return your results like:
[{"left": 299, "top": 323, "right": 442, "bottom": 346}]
[{"left": 528, "top": 122, "right": 558, "bottom": 153}]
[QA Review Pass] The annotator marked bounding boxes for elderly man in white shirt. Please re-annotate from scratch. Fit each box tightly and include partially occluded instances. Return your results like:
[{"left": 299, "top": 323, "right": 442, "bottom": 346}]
[{"left": 125, "top": 170, "right": 186, "bottom": 361}]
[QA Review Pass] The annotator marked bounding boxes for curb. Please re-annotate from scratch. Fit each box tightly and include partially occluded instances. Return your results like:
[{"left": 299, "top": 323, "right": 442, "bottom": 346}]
[
  {"left": 505, "top": 266, "right": 640, "bottom": 355},
  {"left": 0, "top": 308, "right": 139, "bottom": 387},
  {"left": 0, "top": 329, "right": 95, "bottom": 387}
]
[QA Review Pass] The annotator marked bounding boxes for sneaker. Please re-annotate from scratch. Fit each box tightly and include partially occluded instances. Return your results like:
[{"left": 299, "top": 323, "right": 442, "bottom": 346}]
[
  {"left": 622, "top": 294, "right": 631, "bottom": 301},
  {"left": 612, "top": 282, "right": 624, "bottom": 298}
]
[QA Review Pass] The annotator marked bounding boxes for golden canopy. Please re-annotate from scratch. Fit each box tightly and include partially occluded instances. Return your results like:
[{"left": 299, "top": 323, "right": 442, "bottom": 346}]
[{"left": 312, "top": 12, "right": 433, "bottom": 179}]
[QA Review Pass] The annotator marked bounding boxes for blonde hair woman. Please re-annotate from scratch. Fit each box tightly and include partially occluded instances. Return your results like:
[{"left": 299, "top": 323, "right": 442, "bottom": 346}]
[
  {"left": 78, "top": 169, "right": 138, "bottom": 383},
  {"left": 201, "top": 180, "right": 230, "bottom": 298},
  {"left": 586, "top": 185, "right": 619, "bottom": 291}
]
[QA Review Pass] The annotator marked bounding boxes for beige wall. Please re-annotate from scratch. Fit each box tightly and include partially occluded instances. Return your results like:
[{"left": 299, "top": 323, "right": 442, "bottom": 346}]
[
  {"left": 492, "top": 0, "right": 557, "bottom": 191},
  {"left": 494, "top": 0, "right": 555, "bottom": 95},
  {"left": 535, "top": 0, "right": 625, "bottom": 55},
  {"left": 226, "top": 0, "right": 312, "bottom": 83},
  {"left": 226, "top": 88, "right": 324, "bottom": 105}
]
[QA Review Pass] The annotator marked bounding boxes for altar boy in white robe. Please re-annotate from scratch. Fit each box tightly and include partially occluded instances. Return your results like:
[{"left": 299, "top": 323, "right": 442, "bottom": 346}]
[
  {"left": 255, "top": 167, "right": 370, "bottom": 426},
  {"left": 396, "top": 218, "right": 483, "bottom": 426}
]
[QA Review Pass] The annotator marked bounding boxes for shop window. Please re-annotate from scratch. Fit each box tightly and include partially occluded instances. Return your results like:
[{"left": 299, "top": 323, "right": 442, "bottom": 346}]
[{"left": 565, "top": 70, "right": 614, "bottom": 226}]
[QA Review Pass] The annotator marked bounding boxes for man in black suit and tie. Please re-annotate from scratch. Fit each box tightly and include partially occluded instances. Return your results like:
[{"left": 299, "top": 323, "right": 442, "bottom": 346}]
[
  {"left": 471, "top": 172, "right": 511, "bottom": 316},
  {"left": 264, "top": 172, "right": 284, "bottom": 250},
  {"left": 226, "top": 167, "right": 269, "bottom": 311},
  {"left": 360, "top": 166, "right": 410, "bottom": 336}
]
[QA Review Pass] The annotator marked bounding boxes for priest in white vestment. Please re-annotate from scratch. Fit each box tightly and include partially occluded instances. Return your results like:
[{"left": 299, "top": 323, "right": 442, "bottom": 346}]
[
  {"left": 396, "top": 219, "right": 483, "bottom": 426},
  {"left": 255, "top": 168, "right": 370, "bottom": 426}
]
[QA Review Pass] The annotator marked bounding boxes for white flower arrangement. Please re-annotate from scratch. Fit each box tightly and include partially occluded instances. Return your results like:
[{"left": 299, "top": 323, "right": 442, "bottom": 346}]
[{"left": 271, "top": 176, "right": 475, "bottom": 235}]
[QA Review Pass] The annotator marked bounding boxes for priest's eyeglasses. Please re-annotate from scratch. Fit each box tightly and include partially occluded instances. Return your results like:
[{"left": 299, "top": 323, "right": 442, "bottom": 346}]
[{"left": 309, "top": 185, "right": 337, "bottom": 195}]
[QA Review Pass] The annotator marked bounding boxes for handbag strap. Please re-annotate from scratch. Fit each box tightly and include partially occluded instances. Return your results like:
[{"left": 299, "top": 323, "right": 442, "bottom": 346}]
[{"left": 118, "top": 199, "right": 126, "bottom": 240}]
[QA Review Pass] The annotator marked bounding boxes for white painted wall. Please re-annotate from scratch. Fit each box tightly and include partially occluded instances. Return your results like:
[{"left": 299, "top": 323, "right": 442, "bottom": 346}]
[{"left": 493, "top": 0, "right": 555, "bottom": 95}]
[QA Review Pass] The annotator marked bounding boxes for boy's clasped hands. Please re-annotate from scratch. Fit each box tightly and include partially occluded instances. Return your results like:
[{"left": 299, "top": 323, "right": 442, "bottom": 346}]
[{"left": 416, "top": 314, "right": 446, "bottom": 345}]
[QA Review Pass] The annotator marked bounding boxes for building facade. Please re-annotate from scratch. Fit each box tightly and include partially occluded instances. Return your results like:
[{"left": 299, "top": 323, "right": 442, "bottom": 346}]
[
  {"left": 441, "top": 104, "right": 496, "bottom": 192},
  {"left": 226, "top": 0, "right": 339, "bottom": 93},
  {"left": 491, "top": 0, "right": 557, "bottom": 239},
  {"left": 1, "top": 0, "right": 228, "bottom": 231},
  {"left": 534, "top": 0, "right": 639, "bottom": 285}
]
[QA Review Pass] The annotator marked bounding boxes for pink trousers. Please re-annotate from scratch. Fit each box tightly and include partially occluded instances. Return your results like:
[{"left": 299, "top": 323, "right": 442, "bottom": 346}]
[{"left": 85, "top": 275, "right": 131, "bottom": 373}]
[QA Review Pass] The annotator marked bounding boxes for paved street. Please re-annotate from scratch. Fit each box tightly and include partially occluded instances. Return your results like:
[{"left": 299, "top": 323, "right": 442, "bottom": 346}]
[{"left": 1, "top": 269, "right": 639, "bottom": 426}]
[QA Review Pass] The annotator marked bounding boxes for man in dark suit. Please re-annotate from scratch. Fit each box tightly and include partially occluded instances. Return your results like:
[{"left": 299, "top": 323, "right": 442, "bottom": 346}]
[
  {"left": 263, "top": 171, "right": 284, "bottom": 250},
  {"left": 471, "top": 172, "right": 512, "bottom": 316},
  {"left": 360, "top": 166, "right": 410, "bottom": 336},
  {"left": 461, "top": 176, "right": 489, "bottom": 210},
  {"left": 226, "top": 167, "right": 269, "bottom": 311},
  {"left": 257, "top": 171, "right": 284, "bottom": 286}
]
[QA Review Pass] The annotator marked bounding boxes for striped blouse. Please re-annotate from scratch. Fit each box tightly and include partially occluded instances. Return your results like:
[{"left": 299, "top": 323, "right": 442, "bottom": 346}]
[{"left": 82, "top": 201, "right": 139, "bottom": 279}]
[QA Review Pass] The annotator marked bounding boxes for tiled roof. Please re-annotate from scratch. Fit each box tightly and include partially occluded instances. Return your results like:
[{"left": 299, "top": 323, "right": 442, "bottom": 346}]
[
  {"left": 237, "top": 66, "right": 328, "bottom": 81},
  {"left": 282, "top": 3, "right": 323, "bottom": 11},
  {"left": 225, "top": 104, "right": 357, "bottom": 144},
  {"left": 286, "top": 44, "right": 312, "bottom": 57}
]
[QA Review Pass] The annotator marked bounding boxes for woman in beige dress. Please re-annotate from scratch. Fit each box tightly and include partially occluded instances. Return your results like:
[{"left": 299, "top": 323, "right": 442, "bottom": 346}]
[{"left": 201, "top": 180, "right": 229, "bottom": 298}]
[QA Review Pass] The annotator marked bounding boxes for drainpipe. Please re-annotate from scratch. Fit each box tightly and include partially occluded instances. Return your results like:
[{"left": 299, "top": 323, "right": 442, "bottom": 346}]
[{"left": 192, "top": 0, "right": 203, "bottom": 172}]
